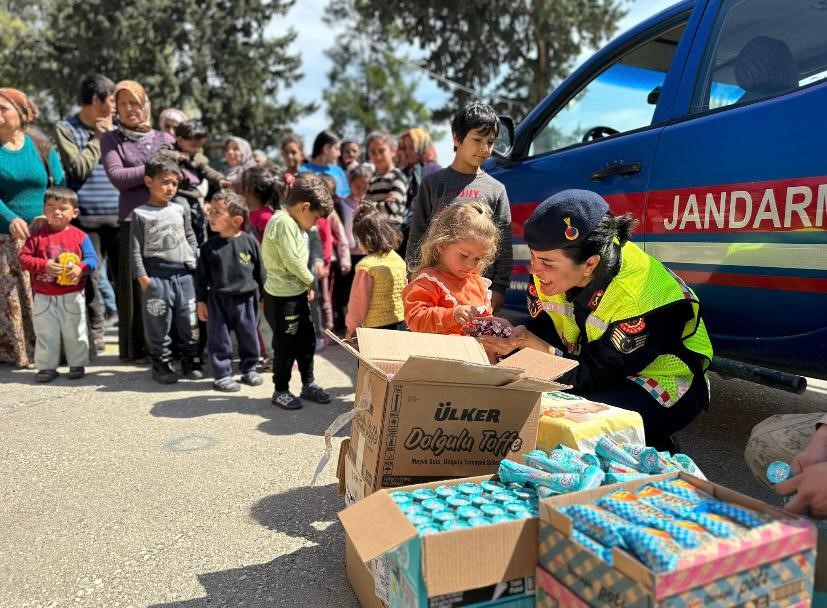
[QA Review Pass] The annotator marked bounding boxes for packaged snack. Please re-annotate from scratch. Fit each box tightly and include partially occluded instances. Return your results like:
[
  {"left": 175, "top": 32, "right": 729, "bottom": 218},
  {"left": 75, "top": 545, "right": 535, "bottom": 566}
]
[
  {"left": 595, "top": 436, "right": 641, "bottom": 469},
  {"left": 499, "top": 459, "right": 581, "bottom": 493},
  {"left": 561, "top": 504, "right": 628, "bottom": 548},
  {"left": 571, "top": 529, "right": 614, "bottom": 564},
  {"left": 767, "top": 460, "right": 792, "bottom": 484},
  {"left": 619, "top": 526, "right": 682, "bottom": 573}
]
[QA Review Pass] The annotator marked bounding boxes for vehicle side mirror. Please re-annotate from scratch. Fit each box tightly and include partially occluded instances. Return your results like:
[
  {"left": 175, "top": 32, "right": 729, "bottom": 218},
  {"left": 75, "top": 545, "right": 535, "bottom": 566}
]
[{"left": 492, "top": 115, "right": 515, "bottom": 159}]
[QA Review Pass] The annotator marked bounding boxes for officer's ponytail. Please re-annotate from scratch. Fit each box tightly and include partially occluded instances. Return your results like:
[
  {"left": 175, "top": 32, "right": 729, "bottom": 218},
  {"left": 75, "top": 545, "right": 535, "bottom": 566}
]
[{"left": 562, "top": 211, "right": 638, "bottom": 279}]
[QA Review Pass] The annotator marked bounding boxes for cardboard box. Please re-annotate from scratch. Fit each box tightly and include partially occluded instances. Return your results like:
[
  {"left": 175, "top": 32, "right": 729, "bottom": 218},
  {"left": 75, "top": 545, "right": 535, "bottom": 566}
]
[
  {"left": 331, "top": 328, "right": 575, "bottom": 497},
  {"left": 536, "top": 567, "right": 589, "bottom": 608},
  {"left": 538, "top": 472, "right": 818, "bottom": 608},
  {"left": 340, "top": 474, "right": 539, "bottom": 608},
  {"left": 537, "top": 391, "right": 645, "bottom": 453}
]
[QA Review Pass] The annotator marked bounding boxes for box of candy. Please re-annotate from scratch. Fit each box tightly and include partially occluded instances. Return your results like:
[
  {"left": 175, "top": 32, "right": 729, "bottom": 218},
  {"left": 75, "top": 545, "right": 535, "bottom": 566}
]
[
  {"left": 329, "top": 328, "right": 577, "bottom": 498},
  {"left": 538, "top": 472, "right": 817, "bottom": 608},
  {"left": 538, "top": 391, "right": 645, "bottom": 454},
  {"left": 340, "top": 474, "right": 544, "bottom": 608}
]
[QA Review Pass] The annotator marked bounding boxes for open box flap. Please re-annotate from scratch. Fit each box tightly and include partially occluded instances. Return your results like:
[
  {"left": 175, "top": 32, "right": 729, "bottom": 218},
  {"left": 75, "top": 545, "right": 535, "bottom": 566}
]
[
  {"left": 393, "top": 356, "right": 522, "bottom": 386},
  {"left": 338, "top": 491, "right": 417, "bottom": 563},
  {"left": 325, "top": 330, "right": 387, "bottom": 377},
  {"left": 356, "top": 328, "right": 489, "bottom": 364},
  {"left": 496, "top": 348, "right": 578, "bottom": 381},
  {"left": 421, "top": 519, "right": 538, "bottom": 597}
]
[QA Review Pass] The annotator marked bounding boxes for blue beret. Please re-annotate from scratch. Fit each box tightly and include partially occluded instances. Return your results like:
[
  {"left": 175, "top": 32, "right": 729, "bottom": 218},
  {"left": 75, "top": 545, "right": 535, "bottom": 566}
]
[{"left": 524, "top": 189, "right": 609, "bottom": 251}]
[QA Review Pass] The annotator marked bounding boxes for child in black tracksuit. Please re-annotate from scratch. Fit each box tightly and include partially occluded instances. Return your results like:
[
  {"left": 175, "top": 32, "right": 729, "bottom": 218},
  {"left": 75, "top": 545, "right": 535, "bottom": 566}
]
[{"left": 195, "top": 191, "right": 265, "bottom": 392}]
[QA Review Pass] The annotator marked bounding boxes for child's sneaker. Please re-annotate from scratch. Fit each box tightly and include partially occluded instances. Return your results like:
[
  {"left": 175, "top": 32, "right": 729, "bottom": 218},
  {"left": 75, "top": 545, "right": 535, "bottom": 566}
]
[
  {"left": 181, "top": 361, "right": 204, "bottom": 380},
  {"left": 272, "top": 390, "right": 303, "bottom": 410},
  {"left": 152, "top": 360, "right": 178, "bottom": 384},
  {"left": 35, "top": 369, "right": 59, "bottom": 383},
  {"left": 213, "top": 376, "right": 241, "bottom": 392},
  {"left": 300, "top": 382, "right": 331, "bottom": 404},
  {"left": 240, "top": 371, "right": 263, "bottom": 386},
  {"left": 67, "top": 366, "right": 85, "bottom": 380}
]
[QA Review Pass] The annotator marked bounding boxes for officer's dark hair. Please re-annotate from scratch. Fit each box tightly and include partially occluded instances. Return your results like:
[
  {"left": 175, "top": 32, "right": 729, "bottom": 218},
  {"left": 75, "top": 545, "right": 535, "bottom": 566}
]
[
  {"left": 560, "top": 212, "right": 638, "bottom": 279},
  {"left": 174, "top": 119, "right": 208, "bottom": 141},
  {"left": 79, "top": 74, "right": 115, "bottom": 106},
  {"left": 311, "top": 129, "right": 340, "bottom": 159},
  {"left": 451, "top": 101, "right": 500, "bottom": 145},
  {"left": 145, "top": 153, "right": 182, "bottom": 180}
]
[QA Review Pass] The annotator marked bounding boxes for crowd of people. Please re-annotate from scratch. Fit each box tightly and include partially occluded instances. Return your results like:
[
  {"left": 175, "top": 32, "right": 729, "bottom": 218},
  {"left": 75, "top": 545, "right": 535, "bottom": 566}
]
[{"left": 1, "top": 74, "right": 825, "bottom": 519}]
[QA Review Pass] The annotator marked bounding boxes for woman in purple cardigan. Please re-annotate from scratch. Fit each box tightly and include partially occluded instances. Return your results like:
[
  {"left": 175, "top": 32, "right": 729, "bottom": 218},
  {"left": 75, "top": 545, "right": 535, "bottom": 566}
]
[{"left": 101, "top": 80, "right": 174, "bottom": 360}]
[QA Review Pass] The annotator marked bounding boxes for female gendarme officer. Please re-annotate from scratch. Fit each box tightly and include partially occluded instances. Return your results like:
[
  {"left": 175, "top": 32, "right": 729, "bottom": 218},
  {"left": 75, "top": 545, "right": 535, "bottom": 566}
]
[{"left": 480, "top": 190, "right": 713, "bottom": 451}]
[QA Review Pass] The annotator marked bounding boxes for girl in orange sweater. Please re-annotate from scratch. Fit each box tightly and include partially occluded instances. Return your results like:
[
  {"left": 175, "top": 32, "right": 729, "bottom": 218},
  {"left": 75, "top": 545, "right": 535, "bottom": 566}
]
[{"left": 403, "top": 201, "right": 499, "bottom": 335}]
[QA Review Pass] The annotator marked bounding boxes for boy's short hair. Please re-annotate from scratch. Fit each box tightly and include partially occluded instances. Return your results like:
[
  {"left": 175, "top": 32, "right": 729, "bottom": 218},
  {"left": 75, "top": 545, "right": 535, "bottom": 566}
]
[
  {"left": 451, "top": 101, "right": 500, "bottom": 143},
  {"left": 285, "top": 172, "right": 333, "bottom": 217},
  {"left": 79, "top": 74, "right": 115, "bottom": 106},
  {"left": 44, "top": 186, "right": 79, "bottom": 209},
  {"left": 347, "top": 162, "right": 374, "bottom": 182},
  {"left": 175, "top": 119, "right": 208, "bottom": 141},
  {"left": 211, "top": 190, "right": 249, "bottom": 223},
  {"left": 353, "top": 203, "right": 400, "bottom": 255},
  {"left": 366, "top": 130, "right": 395, "bottom": 149},
  {"left": 145, "top": 153, "right": 183, "bottom": 180}
]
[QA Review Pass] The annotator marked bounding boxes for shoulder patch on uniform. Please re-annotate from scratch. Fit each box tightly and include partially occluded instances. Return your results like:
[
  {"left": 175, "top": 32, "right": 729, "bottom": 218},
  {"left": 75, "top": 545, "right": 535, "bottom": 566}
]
[
  {"left": 618, "top": 317, "right": 646, "bottom": 335},
  {"left": 610, "top": 325, "right": 647, "bottom": 353},
  {"left": 527, "top": 293, "right": 543, "bottom": 318},
  {"left": 587, "top": 289, "right": 604, "bottom": 311}
]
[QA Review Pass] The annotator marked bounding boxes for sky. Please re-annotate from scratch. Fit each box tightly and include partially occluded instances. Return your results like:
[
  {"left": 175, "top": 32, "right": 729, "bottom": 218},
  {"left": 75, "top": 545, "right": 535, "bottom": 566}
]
[{"left": 276, "top": 0, "right": 677, "bottom": 163}]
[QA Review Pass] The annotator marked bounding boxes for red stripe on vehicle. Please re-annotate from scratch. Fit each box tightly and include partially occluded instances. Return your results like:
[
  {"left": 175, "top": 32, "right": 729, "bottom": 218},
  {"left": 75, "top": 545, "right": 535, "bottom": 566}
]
[{"left": 673, "top": 270, "right": 827, "bottom": 293}]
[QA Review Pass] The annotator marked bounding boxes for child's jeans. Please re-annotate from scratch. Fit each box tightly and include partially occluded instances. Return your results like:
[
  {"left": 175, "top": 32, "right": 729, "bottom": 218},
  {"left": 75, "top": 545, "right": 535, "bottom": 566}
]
[
  {"left": 263, "top": 291, "right": 315, "bottom": 392},
  {"left": 141, "top": 273, "right": 198, "bottom": 363},
  {"left": 207, "top": 292, "right": 260, "bottom": 379},
  {"left": 33, "top": 292, "right": 89, "bottom": 370}
]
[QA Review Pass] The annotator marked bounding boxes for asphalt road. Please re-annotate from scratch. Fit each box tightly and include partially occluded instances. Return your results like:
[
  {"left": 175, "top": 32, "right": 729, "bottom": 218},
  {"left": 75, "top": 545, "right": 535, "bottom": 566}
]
[{"left": 1, "top": 334, "right": 824, "bottom": 607}]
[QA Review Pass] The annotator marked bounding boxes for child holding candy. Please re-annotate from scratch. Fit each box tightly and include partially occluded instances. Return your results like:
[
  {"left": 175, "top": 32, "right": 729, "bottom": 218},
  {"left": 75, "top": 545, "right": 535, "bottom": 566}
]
[
  {"left": 19, "top": 187, "right": 98, "bottom": 382},
  {"left": 344, "top": 204, "right": 407, "bottom": 339},
  {"left": 403, "top": 201, "right": 504, "bottom": 339}
]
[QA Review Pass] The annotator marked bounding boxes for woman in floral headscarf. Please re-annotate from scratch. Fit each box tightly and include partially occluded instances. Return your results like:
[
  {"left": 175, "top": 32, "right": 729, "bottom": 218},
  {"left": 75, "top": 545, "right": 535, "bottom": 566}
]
[
  {"left": 0, "top": 88, "right": 66, "bottom": 367},
  {"left": 101, "top": 80, "right": 174, "bottom": 360}
]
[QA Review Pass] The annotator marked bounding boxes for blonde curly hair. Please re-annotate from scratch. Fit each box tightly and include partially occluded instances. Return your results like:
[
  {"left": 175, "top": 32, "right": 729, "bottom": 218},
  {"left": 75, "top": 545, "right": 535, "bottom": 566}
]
[{"left": 410, "top": 201, "right": 500, "bottom": 275}]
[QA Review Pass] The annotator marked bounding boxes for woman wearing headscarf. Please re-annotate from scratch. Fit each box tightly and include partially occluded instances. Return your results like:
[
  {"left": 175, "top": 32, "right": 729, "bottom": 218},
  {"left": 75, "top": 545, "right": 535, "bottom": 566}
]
[
  {"left": 223, "top": 136, "right": 255, "bottom": 185},
  {"left": 158, "top": 108, "right": 188, "bottom": 137},
  {"left": 101, "top": 80, "right": 174, "bottom": 360},
  {"left": 398, "top": 127, "right": 441, "bottom": 257},
  {"left": 0, "top": 88, "right": 66, "bottom": 367}
]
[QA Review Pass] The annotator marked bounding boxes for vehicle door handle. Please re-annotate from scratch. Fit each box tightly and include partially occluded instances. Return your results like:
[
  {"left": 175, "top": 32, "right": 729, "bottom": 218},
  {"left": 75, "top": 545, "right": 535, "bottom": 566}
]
[{"left": 589, "top": 161, "right": 642, "bottom": 181}]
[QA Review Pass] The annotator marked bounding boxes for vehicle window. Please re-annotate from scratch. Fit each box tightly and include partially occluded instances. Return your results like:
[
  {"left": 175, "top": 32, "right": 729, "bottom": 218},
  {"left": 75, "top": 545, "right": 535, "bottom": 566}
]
[
  {"left": 529, "top": 24, "right": 686, "bottom": 157},
  {"left": 692, "top": 0, "right": 827, "bottom": 113}
]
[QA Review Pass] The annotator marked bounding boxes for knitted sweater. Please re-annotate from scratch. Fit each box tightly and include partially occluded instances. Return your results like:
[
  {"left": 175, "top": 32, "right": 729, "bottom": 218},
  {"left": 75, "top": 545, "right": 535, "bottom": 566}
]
[
  {"left": 346, "top": 251, "right": 407, "bottom": 331},
  {"left": 100, "top": 129, "right": 174, "bottom": 221},
  {"left": 0, "top": 135, "right": 66, "bottom": 235}
]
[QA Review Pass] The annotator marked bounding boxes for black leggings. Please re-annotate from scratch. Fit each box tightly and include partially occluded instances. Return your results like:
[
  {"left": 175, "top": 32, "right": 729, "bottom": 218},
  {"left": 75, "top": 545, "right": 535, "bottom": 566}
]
[
  {"left": 574, "top": 372, "right": 709, "bottom": 450},
  {"left": 263, "top": 292, "right": 315, "bottom": 392}
]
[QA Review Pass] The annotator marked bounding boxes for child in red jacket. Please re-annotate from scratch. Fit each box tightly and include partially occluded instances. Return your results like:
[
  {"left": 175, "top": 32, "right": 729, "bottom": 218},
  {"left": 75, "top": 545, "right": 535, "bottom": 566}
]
[{"left": 19, "top": 187, "right": 98, "bottom": 382}]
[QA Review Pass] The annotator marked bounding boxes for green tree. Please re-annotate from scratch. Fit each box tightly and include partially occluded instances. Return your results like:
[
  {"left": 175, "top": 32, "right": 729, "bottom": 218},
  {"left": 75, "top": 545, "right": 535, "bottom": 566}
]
[
  {"left": 20, "top": 0, "right": 311, "bottom": 147},
  {"left": 330, "top": 0, "right": 627, "bottom": 119},
  {"left": 322, "top": 4, "right": 432, "bottom": 142},
  {"left": 0, "top": 1, "right": 47, "bottom": 96}
]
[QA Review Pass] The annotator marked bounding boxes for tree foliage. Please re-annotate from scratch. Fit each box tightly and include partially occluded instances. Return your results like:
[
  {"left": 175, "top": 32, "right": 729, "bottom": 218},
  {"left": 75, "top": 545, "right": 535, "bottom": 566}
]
[
  {"left": 331, "top": 0, "right": 627, "bottom": 120},
  {"left": 322, "top": 4, "right": 432, "bottom": 142},
  {"left": 1, "top": 0, "right": 312, "bottom": 147}
]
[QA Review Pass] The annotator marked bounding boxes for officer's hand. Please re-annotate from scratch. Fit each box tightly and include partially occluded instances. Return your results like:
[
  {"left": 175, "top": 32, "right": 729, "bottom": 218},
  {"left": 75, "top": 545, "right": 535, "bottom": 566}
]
[
  {"left": 776, "top": 461, "right": 827, "bottom": 519},
  {"left": 478, "top": 327, "right": 518, "bottom": 356},
  {"left": 791, "top": 425, "right": 827, "bottom": 474},
  {"left": 197, "top": 302, "right": 208, "bottom": 322}
]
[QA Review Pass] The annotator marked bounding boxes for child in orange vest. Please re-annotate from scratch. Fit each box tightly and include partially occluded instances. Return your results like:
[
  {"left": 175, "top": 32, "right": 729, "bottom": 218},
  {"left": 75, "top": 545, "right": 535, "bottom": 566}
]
[{"left": 345, "top": 205, "right": 407, "bottom": 339}]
